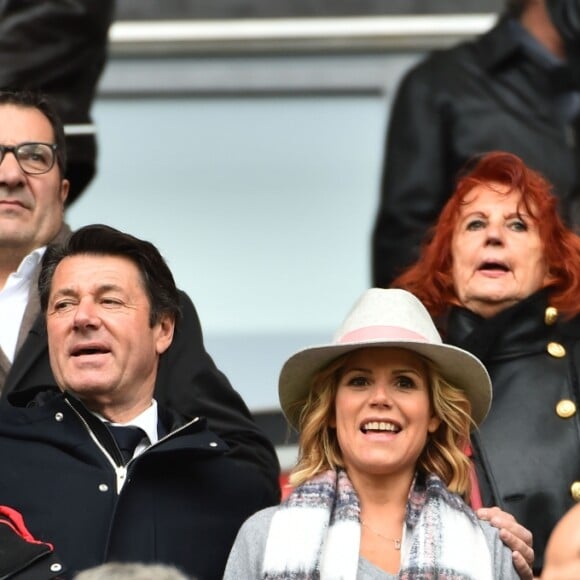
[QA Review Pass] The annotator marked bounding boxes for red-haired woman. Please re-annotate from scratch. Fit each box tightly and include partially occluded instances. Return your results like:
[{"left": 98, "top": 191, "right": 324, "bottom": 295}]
[{"left": 392, "top": 150, "right": 580, "bottom": 575}]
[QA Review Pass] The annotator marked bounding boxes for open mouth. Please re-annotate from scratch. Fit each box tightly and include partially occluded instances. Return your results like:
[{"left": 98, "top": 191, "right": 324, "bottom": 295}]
[
  {"left": 478, "top": 260, "right": 510, "bottom": 272},
  {"left": 71, "top": 346, "right": 110, "bottom": 356},
  {"left": 361, "top": 421, "right": 401, "bottom": 434}
]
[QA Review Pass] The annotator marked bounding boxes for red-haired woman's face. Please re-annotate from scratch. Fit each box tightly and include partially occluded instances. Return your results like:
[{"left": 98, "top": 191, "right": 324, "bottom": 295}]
[{"left": 451, "top": 182, "right": 549, "bottom": 318}]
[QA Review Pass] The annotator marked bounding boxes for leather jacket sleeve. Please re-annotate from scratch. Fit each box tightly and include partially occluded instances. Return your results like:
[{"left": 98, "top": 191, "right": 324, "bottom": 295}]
[
  {"left": 372, "top": 58, "right": 456, "bottom": 288},
  {"left": 0, "top": 0, "right": 115, "bottom": 203},
  {"left": 0, "top": 0, "right": 114, "bottom": 116}
]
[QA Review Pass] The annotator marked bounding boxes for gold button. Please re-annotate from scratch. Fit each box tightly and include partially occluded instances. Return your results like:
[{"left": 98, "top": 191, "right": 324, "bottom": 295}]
[
  {"left": 556, "top": 399, "right": 577, "bottom": 418},
  {"left": 547, "top": 342, "right": 566, "bottom": 358},
  {"left": 545, "top": 306, "right": 558, "bottom": 325},
  {"left": 571, "top": 482, "right": 580, "bottom": 501}
]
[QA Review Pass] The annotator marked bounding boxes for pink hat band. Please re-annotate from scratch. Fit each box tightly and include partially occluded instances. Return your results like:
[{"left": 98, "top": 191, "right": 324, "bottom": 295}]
[{"left": 338, "top": 325, "right": 431, "bottom": 344}]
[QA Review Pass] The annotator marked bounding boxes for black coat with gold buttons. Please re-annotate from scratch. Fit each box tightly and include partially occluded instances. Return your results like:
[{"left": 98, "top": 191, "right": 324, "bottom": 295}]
[{"left": 446, "top": 289, "right": 580, "bottom": 574}]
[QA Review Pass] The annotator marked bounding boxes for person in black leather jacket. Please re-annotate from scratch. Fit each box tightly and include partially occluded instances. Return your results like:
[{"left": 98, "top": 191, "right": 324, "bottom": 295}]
[
  {"left": 0, "top": 0, "right": 115, "bottom": 204},
  {"left": 372, "top": 0, "right": 580, "bottom": 288},
  {"left": 392, "top": 150, "right": 580, "bottom": 575}
]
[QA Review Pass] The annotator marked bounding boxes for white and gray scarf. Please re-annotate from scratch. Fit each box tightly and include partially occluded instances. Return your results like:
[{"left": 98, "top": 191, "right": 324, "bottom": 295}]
[{"left": 262, "top": 469, "right": 492, "bottom": 579}]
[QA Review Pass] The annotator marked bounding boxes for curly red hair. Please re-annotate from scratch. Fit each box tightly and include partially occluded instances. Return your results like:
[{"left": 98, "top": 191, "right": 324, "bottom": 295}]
[{"left": 392, "top": 151, "right": 580, "bottom": 318}]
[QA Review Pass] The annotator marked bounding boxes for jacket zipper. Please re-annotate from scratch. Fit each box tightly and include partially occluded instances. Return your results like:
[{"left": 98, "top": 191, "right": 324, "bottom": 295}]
[
  {"left": 65, "top": 399, "right": 128, "bottom": 494},
  {"left": 64, "top": 401, "right": 202, "bottom": 494},
  {"left": 144, "top": 415, "right": 200, "bottom": 452}
]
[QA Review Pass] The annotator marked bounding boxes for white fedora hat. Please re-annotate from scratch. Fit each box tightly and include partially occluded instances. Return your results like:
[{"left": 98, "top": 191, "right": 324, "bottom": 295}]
[{"left": 279, "top": 288, "right": 491, "bottom": 429}]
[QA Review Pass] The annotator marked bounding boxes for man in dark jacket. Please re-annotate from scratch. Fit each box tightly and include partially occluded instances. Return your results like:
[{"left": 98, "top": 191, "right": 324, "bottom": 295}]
[
  {"left": 0, "top": 224, "right": 276, "bottom": 579},
  {"left": 0, "top": 90, "right": 280, "bottom": 501},
  {"left": 0, "top": 0, "right": 115, "bottom": 204},
  {"left": 372, "top": 0, "right": 580, "bottom": 287}
]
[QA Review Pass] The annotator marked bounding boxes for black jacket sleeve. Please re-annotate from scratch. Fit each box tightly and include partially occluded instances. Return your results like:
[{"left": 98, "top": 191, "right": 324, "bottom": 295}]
[
  {"left": 0, "top": 0, "right": 115, "bottom": 203},
  {"left": 154, "top": 291, "right": 281, "bottom": 500},
  {"left": 372, "top": 59, "right": 454, "bottom": 288}
]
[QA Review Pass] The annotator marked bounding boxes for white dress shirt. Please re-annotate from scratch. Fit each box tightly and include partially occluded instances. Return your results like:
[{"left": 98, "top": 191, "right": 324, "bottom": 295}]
[
  {"left": 96, "top": 400, "right": 160, "bottom": 459},
  {"left": 0, "top": 247, "right": 46, "bottom": 362}
]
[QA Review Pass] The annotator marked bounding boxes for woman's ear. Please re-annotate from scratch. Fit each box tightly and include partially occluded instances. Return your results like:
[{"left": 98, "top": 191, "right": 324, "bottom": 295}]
[
  {"left": 329, "top": 412, "right": 336, "bottom": 428},
  {"left": 428, "top": 414, "right": 442, "bottom": 433}
]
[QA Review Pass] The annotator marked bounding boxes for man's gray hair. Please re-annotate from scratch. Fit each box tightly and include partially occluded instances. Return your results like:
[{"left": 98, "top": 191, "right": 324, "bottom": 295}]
[{"left": 74, "top": 562, "right": 192, "bottom": 580}]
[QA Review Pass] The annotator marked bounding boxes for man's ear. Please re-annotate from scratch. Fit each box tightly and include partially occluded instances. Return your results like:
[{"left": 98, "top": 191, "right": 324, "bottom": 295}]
[
  {"left": 155, "top": 315, "right": 175, "bottom": 355},
  {"left": 60, "top": 179, "right": 70, "bottom": 204}
]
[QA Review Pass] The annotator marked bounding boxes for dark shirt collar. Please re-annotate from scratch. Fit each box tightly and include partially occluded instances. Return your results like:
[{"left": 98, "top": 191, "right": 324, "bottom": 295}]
[
  {"left": 478, "top": 17, "right": 563, "bottom": 70},
  {"left": 446, "top": 288, "right": 553, "bottom": 359},
  {"left": 508, "top": 19, "right": 565, "bottom": 69},
  {"left": 478, "top": 17, "right": 580, "bottom": 118}
]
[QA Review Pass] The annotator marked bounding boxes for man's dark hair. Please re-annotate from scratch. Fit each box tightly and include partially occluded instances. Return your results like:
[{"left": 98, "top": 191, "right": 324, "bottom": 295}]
[
  {"left": 39, "top": 225, "right": 181, "bottom": 327},
  {"left": 0, "top": 89, "right": 67, "bottom": 176}
]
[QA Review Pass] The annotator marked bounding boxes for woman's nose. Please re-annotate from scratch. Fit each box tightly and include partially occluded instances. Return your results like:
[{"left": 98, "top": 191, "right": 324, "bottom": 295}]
[
  {"left": 369, "top": 383, "right": 393, "bottom": 407},
  {"left": 484, "top": 222, "right": 504, "bottom": 246}
]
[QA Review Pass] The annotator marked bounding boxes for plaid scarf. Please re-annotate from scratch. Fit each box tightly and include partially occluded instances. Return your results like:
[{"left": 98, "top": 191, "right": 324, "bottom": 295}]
[{"left": 262, "top": 469, "right": 492, "bottom": 579}]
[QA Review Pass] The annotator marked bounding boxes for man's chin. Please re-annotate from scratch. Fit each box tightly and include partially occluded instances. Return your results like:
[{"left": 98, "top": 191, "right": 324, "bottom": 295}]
[{"left": 65, "top": 382, "right": 114, "bottom": 399}]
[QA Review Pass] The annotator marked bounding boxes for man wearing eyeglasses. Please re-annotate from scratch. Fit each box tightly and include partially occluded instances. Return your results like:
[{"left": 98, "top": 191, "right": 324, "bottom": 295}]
[
  {"left": 0, "top": 90, "right": 281, "bottom": 502},
  {"left": 0, "top": 91, "right": 69, "bottom": 374}
]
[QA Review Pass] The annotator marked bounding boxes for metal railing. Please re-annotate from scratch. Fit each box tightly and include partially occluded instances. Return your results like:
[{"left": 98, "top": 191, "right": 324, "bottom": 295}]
[{"left": 108, "top": 14, "right": 497, "bottom": 55}]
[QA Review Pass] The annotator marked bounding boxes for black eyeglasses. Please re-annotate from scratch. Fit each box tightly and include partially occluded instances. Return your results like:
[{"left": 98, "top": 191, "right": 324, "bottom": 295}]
[{"left": 0, "top": 142, "right": 58, "bottom": 175}]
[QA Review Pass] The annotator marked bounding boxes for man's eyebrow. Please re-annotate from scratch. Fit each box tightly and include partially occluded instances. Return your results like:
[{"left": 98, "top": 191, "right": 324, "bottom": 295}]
[
  {"left": 51, "top": 283, "right": 124, "bottom": 299},
  {"left": 95, "top": 284, "right": 124, "bottom": 294},
  {"left": 50, "top": 287, "right": 77, "bottom": 300}
]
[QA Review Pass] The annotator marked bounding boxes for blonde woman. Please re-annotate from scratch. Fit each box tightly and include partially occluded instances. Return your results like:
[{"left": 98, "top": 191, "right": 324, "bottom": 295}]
[{"left": 225, "top": 289, "right": 520, "bottom": 579}]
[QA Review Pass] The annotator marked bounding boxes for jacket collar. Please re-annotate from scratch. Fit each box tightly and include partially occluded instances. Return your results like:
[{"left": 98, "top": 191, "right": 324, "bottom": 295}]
[
  {"left": 2, "top": 223, "right": 73, "bottom": 394},
  {"left": 476, "top": 17, "right": 524, "bottom": 72},
  {"left": 13, "top": 388, "right": 193, "bottom": 433},
  {"left": 476, "top": 17, "right": 579, "bottom": 92},
  {"left": 49, "top": 222, "right": 73, "bottom": 247},
  {"left": 62, "top": 391, "right": 229, "bottom": 461},
  {"left": 446, "top": 289, "right": 556, "bottom": 360},
  {"left": 5, "top": 387, "right": 226, "bottom": 462}
]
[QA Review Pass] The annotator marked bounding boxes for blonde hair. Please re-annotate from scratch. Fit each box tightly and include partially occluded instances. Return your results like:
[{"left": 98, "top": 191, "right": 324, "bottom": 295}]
[{"left": 289, "top": 348, "right": 474, "bottom": 499}]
